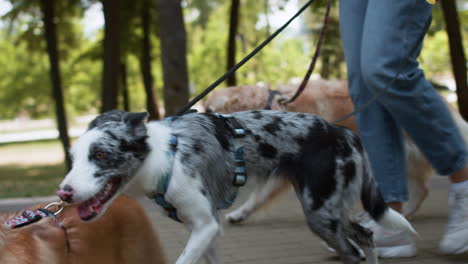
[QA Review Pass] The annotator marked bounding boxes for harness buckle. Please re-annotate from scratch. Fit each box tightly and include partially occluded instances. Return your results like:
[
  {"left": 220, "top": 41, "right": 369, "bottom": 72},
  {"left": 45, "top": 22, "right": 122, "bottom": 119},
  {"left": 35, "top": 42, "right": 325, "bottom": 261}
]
[{"left": 233, "top": 174, "right": 247, "bottom": 186}]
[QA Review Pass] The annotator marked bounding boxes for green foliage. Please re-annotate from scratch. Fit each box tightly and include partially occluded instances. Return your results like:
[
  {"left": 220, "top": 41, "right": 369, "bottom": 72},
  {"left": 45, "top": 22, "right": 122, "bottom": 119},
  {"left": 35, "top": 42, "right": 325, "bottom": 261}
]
[
  {"left": 0, "top": 0, "right": 465, "bottom": 119},
  {"left": 187, "top": 0, "right": 312, "bottom": 93},
  {"left": 420, "top": 30, "right": 451, "bottom": 77},
  {"left": 420, "top": 5, "right": 468, "bottom": 79},
  {"left": 0, "top": 36, "right": 51, "bottom": 118},
  {"left": 0, "top": 28, "right": 104, "bottom": 119},
  {"left": 3, "top": 0, "right": 84, "bottom": 58}
]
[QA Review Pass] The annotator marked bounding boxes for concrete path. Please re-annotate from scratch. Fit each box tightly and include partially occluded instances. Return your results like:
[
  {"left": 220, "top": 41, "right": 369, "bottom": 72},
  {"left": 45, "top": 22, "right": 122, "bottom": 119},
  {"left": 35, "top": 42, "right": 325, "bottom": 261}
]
[{"left": 1, "top": 177, "right": 467, "bottom": 263}]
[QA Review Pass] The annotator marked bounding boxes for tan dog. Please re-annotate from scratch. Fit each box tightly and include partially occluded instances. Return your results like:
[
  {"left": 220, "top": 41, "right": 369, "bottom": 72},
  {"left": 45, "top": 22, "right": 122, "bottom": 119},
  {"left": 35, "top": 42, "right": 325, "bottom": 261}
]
[
  {"left": 0, "top": 195, "right": 165, "bottom": 264},
  {"left": 204, "top": 79, "right": 468, "bottom": 220}
]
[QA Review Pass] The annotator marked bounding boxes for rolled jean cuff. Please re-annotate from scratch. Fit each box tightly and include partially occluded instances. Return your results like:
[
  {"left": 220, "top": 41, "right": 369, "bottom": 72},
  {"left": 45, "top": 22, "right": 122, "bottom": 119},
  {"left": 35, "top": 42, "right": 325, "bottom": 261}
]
[
  {"left": 436, "top": 152, "right": 468, "bottom": 176},
  {"left": 382, "top": 193, "right": 409, "bottom": 204}
]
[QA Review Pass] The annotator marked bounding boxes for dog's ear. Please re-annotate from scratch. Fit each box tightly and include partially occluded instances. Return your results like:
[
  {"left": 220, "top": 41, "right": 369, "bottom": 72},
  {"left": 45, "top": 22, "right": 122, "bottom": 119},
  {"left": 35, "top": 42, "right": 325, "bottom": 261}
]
[
  {"left": 88, "top": 110, "right": 125, "bottom": 130},
  {"left": 124, "top": 112, "right": 149, "bottom": 136}
]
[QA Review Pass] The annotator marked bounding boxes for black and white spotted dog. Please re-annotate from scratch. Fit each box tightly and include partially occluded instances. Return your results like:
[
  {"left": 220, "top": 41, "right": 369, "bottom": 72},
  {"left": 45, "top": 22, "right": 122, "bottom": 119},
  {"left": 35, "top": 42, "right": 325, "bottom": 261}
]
[{"left": 57, "top": 110, "right": 415, "bottom": 264}]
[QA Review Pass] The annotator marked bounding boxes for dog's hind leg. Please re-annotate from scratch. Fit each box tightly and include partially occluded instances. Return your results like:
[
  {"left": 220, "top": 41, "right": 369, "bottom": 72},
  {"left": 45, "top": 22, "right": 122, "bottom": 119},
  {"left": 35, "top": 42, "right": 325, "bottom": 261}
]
[
  {"left": 403, "top": 170, "right": 430, "bottom": 218},
  {"left": 304, "top": 213, "right": 362, "bottom": 264},
  {"left": 297, "top": 186, "right": 361, "bottom": 264},
  {"left": 225, "top": 177, "right": 289, "bottom": 224},
  {"left": 403, "top": 139, "right": 432, "bottom": 218}
]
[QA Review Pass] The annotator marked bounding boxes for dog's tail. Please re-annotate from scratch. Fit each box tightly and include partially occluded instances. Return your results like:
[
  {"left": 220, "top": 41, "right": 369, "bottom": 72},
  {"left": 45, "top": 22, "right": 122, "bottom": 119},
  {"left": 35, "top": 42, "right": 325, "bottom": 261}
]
[{"left": 360, "top": 156, "right": 417, "bottom": 235}]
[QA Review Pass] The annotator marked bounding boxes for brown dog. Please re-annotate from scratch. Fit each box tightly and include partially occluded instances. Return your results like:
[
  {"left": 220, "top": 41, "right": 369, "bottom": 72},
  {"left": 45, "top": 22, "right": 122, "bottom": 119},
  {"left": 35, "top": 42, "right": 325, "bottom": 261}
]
[
  {"left": 204, "top": 79, "right": 468, "bottom": 220},
  {"left": 0, "top": 195, "right": 165, "bottom": 264}
]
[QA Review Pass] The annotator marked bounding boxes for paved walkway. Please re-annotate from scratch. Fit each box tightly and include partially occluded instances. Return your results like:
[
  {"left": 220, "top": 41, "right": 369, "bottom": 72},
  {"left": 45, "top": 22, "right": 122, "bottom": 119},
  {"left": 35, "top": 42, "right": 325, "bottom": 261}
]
[{"left": 1, "top": 177, "right": 467, "bottom": 263}]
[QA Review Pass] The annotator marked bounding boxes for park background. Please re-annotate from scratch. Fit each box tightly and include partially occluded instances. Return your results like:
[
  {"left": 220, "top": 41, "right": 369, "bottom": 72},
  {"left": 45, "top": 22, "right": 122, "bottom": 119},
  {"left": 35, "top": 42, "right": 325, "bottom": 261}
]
[{"left": 0, "top": 0, "right": 466, "bottom": 198}]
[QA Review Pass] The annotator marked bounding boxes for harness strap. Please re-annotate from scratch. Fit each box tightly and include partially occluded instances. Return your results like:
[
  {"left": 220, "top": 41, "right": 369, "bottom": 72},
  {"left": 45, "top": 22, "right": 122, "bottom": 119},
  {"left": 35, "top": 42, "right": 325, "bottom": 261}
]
[
  {"left": 149, "top": 133, "right": 182, "bottom": 222},
  {"left": 149, "top": 114, "right": 248, "bottom": 222},
  {"left": 152, "top": 194, "right": 182, "bottom": 223},
  {"left": 213, "top": 113, "right": 247, "bottom": 187}
]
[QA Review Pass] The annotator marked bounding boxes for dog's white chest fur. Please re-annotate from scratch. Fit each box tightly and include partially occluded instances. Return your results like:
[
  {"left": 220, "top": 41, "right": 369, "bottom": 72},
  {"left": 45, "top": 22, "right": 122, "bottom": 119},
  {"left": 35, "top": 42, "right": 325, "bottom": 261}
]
[{"left": 132, "top": 122, "right": 174, "bottom": 195}]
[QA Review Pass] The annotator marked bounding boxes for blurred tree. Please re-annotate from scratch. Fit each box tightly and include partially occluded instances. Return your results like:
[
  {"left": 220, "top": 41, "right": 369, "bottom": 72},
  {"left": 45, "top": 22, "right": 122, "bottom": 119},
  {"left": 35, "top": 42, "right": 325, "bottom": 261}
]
[
  {"left": 40, "top": 0, "right": 71, "bottom": 170},
  {"left": 441, "top": 0, "right": 468, "bottom": 119},
  {"left": 2, "top": 0, "right": 82, "bottom": 169},
  {"left": 305, "top": 1, "right": 344, "bottom": 79},
  {"left": 156, "top": 0, "right": 189, "bottom": 116},
  {"left": 118, "top": 0, "right": 141, "bottom": 113},
  {"left": 140, "top": 0, "right": 160, "bottom": 120},
  {"left": 226, "top": 0, "right": 240, "bottom": 86},
  {"left": 186, "top": 0, "right": 221, "bottom": 29},
  {"left": 120, "top": 62, "right": 130, "bottom": 111},
  {"left": 100, "top": 0, "right": 121, "bottom": 112}
]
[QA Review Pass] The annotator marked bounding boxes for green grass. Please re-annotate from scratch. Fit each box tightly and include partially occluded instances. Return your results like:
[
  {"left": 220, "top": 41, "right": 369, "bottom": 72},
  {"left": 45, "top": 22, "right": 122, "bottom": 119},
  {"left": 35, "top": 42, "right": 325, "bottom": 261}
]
[
  {"left": 0, "top": 139, "right": 67, "bottom": 198},
  {"left": 0, "top": 163, "right": 66, "bottom": 198},
  {"left": 0, "top": 138, "right": 63, "bottom": 150}
]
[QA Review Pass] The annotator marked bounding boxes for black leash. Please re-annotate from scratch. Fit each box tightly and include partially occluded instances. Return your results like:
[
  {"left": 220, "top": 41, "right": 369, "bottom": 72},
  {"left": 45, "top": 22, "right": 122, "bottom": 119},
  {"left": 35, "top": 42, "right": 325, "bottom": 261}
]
[
  {"left": 331, "top": 16, "right": 432, "bottom": 125},
  {"left": 279, "top": 0, "right": 332, "bottom": 106},
  {"left": 176, "top": 0, "right": 317, "bottom": 116}
]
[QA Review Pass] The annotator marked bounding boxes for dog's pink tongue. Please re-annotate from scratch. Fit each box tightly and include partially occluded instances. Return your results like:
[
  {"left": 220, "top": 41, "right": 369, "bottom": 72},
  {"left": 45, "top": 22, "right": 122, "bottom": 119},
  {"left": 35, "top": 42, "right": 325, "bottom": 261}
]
[
  {"left": 77, "top": 199, "right": 101, "bottom": 220},
  {"left": 78, "top": 203, "right": 94, "bottom": 220}
]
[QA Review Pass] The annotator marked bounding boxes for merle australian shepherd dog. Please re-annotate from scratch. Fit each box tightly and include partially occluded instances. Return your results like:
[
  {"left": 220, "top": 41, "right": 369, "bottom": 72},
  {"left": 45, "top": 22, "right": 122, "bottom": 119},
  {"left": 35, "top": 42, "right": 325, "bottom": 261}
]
[{"left": 57, "top": 110, "right": 415, "bottom": 264}]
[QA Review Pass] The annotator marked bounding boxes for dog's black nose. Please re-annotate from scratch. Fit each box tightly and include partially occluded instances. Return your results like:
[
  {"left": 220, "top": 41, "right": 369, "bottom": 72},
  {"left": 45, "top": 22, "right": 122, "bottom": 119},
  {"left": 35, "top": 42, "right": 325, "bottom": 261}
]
[{"left": 57, "top": 184, "right": 74, "bottom": 203}]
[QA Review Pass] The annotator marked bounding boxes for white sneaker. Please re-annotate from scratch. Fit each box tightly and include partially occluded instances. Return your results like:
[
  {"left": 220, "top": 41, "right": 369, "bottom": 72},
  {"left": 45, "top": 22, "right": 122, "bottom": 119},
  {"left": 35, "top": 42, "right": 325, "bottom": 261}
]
[
  {"left": 359, "top": 213, "right": 417, "bottom": 258},
  {"left": 322, "top": 213, "right": 417, "bottom": 259},
  {"left": 439, "top": 186, "right": 468, "bottom": 255}
]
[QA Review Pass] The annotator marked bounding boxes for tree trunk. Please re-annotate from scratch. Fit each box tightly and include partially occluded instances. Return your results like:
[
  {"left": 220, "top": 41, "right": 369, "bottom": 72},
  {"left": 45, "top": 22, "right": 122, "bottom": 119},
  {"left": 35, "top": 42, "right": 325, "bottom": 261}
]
[
  {"left": 40, "top": 0, "right": 72, "bottom": 171},
  {"left": 120, "top": 62, "right": 130, "bottom": 111},
  {"left": 264, "top": 0, "right": 270, "bottom": 36},
  {"left": 226, "top": 0, "right": 240, "bottom": 86},
  {"left": 320, "top": 54, "right": 330, "bottom": 79},
  {"left": 140, "top": 0, "right": 160, "bottom": 120},
  {"left": 101, "top": 0, "right": 121, "bottom": 112},
  {"left": 441, "top": 0, "right": 468, "bottom": 120},
  {"left": 156, "top": 0, "right": 189, "bottom": 117}
]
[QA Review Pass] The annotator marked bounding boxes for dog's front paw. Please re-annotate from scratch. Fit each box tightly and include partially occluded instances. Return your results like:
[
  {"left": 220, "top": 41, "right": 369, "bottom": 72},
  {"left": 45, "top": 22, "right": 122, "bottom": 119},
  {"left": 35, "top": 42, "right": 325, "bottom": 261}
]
[{"left": 225, "top": 210, "right": 247, "bottom": 224}]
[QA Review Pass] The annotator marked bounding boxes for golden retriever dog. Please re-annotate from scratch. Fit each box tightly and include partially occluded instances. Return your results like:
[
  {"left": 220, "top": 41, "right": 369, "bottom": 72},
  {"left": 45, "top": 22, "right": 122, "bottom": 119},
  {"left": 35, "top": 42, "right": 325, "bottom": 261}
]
[
  {"left": 0, "top": 195, "right": 165, "bottom": 264},
  {"left": 204, "top": 79, "right": 468, "bottom": 220}
]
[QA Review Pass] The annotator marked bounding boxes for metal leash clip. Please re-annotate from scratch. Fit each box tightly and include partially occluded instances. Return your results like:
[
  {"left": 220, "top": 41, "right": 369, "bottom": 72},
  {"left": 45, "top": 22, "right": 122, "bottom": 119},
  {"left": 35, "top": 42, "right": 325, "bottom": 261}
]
[{"left": 44, "top": 201, "right": 65, "bottom": 216}]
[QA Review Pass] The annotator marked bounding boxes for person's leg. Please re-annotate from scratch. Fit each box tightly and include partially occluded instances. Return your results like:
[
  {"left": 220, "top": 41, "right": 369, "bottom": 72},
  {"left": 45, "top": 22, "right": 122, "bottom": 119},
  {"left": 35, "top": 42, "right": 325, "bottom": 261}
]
[
  {"left": 339, "top": 0, "right": 409, "bottom": 207},
  {"left": 340, "top": 1, "right": 416, "bottom": 258},
  {"left": 361, "top": 0, "right": 468, "bottom": 177},
  {"left": 360, "top": 0, "right": 468, "bottom": 255}
]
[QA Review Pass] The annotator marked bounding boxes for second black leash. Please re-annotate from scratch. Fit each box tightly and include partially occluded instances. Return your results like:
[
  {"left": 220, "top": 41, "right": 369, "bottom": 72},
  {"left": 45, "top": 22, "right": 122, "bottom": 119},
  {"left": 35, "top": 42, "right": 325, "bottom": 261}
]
[
  {"left": 176, "top": 0, "right": 317, "bottom": 116},
  {"left": 280, "top": 0, "right": 332, "bottom": 106}
]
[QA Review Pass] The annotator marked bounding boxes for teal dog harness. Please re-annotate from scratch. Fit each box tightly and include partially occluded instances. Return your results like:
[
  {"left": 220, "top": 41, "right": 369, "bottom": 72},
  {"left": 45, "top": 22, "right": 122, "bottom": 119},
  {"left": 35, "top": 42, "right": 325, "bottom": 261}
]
[{"left": 148, "top": 114, "right": 247, "bottom": 222}]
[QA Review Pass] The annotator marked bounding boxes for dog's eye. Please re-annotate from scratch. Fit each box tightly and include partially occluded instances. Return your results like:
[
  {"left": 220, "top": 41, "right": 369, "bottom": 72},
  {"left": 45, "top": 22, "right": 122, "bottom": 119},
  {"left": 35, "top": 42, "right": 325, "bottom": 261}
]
[{"left": 94, "top": 151, "right": 108, "bottom": 160}]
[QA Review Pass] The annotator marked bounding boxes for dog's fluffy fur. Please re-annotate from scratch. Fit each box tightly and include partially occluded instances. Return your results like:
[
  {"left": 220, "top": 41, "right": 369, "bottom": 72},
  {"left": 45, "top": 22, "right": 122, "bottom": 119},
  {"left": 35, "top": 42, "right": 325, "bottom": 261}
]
[
  {"left": 0, "top": 195, "right": 165, "bottom": 264},
  {"left": 58, "top": 109, "right": 415, "bottom": 264},
  {"left": 204, "top": 80, "right": 468, "bottom": 219}
]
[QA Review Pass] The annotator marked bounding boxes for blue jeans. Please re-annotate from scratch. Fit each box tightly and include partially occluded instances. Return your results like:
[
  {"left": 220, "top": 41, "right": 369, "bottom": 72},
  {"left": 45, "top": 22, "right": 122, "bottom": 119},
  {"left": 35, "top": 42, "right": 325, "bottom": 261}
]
[{"left": 339, "top": 0, "right": 468, "bottom": 202}]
